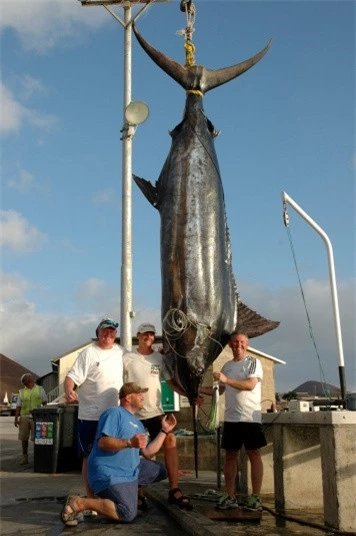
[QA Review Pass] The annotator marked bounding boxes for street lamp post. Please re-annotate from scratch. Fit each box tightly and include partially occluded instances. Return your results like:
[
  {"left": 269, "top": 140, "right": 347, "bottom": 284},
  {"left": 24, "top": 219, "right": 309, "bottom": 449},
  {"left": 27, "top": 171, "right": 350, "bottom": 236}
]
[{"left": 78, "top": 0, "right": 170, "bottom": 350}]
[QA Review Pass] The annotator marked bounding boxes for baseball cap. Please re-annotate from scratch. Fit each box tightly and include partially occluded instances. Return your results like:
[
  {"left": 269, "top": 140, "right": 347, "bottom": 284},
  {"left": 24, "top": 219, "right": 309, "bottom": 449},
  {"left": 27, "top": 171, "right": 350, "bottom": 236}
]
[
  {"left": 137, "top": 322, "right": 156, "bottom": 334},
  {"left": 96, "top": 318, "right": 119, "bottom": 337},
  {"left": 119, "top": 382, "right": 149, "bottom": 399}
]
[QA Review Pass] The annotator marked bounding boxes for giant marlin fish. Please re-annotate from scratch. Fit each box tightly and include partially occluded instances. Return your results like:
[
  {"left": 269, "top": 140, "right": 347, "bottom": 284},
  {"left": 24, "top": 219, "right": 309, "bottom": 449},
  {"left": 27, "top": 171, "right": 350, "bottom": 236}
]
[{"left": 133, "top": 25, "right": 279, "bottom": 403}]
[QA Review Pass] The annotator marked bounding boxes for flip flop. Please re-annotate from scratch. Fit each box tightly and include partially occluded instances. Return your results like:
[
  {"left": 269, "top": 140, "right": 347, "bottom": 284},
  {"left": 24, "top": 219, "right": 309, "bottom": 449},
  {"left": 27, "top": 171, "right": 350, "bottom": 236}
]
[{"left": 60, "top": 495, "right": 80, "bottom": 526}]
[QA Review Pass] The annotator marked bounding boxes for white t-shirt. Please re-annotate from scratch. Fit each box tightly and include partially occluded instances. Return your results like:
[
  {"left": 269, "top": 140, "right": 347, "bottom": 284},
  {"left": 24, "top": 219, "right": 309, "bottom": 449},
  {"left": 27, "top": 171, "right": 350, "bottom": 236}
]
[
  {"left": 67, "top": 343, "right": 124, "bottom": 420},
  {"left": 123, "top": 350, "right": 173, "bottom": 420},
  {"left": 221, "top": 356, "right": 263, "bottom": 424}
]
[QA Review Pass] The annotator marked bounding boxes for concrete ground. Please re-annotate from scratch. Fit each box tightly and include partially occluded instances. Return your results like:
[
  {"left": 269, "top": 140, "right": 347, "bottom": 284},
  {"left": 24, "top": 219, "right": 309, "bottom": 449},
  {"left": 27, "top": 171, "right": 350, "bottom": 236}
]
[{"left": 0, "top": 417, "right": 340, "bottom": 536}]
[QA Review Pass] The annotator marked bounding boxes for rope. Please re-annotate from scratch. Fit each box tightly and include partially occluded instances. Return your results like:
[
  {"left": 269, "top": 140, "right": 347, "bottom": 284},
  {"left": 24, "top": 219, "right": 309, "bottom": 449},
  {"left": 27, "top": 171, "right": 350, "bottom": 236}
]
[
  {"left": 177, "top": 0, "right": 196, "bottom": 66},
  {"left": 162, "top": 308, "right": 224, "bottom": 360},
  {"left": 184, "top": 42, "right": 196, "bottom": 67},
  {"left": 186, "top": 89, "right": 203, "bottom": 97},
  {"left": 283, "top": 203, "right": 331, "bottom": 399}
]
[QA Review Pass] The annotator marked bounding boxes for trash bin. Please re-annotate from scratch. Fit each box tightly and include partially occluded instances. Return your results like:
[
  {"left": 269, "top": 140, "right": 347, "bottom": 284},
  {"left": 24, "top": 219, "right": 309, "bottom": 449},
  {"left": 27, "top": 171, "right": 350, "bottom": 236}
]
[{"left": 32, "top": 404, "right": 82, "bottom": 473}]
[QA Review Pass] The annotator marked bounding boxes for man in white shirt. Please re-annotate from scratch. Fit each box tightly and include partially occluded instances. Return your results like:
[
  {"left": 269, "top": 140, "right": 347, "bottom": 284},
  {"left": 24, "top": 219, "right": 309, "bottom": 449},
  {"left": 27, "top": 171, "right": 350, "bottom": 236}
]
[
  {"left": 123, "top": 323, "right": 192, "bottom": 510},
  {"left": 65, "top": 318, "right": 124, "bottom": 500},
  {"left": 204, "top": 332, "right": 266, "bottom": 512}
]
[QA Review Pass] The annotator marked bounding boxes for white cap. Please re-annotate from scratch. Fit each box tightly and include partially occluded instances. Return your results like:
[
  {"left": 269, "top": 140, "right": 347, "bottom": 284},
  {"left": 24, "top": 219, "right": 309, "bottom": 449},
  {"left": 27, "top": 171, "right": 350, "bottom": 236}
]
[{"left": 137, "top": 323, "right": 156, "bottom": 334}]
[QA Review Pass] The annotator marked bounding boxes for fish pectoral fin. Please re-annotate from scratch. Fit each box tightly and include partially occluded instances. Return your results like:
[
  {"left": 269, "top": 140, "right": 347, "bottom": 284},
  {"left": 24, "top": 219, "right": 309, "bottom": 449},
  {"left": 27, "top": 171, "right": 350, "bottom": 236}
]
[
  {"left": 236, "top": 301, "right": 280, "bottom": 338},
  {"left": 133, "top": 174, "right": 159, "bottom": 208}
]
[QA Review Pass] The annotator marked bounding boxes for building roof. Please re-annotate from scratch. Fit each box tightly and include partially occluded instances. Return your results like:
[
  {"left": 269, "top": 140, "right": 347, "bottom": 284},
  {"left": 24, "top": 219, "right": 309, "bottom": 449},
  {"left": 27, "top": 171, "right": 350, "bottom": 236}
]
[{"left": 248, "top": 346, "right": 286, "bottom": 365}]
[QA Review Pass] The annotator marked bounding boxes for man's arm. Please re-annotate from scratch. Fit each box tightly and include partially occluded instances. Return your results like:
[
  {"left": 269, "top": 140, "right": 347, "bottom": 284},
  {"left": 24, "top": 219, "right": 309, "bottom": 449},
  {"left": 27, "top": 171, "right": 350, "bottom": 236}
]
[
  {"left": 98, "top": 433, "right": 148, "bottom": 452},
  {"left": 213, "top": 371, "right": 259, "bottom": 391},
  {"left": 166, "top": 378, "right": 186, "bottom": 397},
  {"left": 64, "top": 376, "right": 78, "bottom": 403},
  {"left": 14, "top": 406, "right": 21, "bottom": 427},
  {"left": 141, "top": 414, "right": 177, "bottom": 459},
  {"left": 199, "top": 385, "right": 226, "bottom": 396}
]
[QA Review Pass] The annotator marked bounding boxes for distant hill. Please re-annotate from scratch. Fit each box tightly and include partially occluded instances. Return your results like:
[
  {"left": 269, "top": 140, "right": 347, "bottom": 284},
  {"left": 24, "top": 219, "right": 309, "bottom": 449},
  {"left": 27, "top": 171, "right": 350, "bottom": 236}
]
[
  {"left": 0, "top": 354, "right": 38, "bottom": 402},
  {"left": 293, "top": 380, "right": 341, "bottom": 397}
]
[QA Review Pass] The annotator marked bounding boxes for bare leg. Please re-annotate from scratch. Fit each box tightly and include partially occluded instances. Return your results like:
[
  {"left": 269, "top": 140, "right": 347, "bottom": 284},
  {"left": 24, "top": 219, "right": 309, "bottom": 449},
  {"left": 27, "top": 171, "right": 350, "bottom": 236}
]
[
  {"left": 163, "top": 433, "right": 179, "bottom": 489},
  {"left": 223, "top": 450, "right": 239, "bottom": 496},
  {"left": 70, "top": 496, "right": 119, "bottom": 521},
  {"left": 82, "top": 456, "right": 95, "bottom": 499},
  {"left": 247, "top": 449, "right": 263, "bottom": 495},
  {"left": 21, "top": 440, "right": 29, "bottom": 455}
]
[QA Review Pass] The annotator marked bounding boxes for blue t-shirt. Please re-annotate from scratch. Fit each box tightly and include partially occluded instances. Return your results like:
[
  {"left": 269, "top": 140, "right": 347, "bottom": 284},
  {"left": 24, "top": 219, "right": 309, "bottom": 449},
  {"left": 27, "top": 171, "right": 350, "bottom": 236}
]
[{"left": 88, "top": 406, "right": 145, "bottom": 494}]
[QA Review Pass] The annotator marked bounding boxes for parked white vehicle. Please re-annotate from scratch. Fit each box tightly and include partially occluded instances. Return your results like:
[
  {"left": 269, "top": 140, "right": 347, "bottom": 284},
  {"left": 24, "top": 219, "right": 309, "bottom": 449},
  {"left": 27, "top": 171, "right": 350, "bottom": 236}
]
[{"left": 10, "top": 393, "right": 19, "bottom": 416}]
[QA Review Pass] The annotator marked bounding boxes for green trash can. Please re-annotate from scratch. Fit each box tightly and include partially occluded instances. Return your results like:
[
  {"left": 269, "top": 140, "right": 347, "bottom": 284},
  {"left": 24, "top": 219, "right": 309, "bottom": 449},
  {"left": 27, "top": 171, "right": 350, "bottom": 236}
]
[{"left": 33, "top": 404, "right": 81, "bottom": 473}]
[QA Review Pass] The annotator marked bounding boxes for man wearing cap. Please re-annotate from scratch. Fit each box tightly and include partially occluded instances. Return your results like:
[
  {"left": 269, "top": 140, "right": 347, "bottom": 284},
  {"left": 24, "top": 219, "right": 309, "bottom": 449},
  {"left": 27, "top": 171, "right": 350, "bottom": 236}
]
[
  {"left": 64, "top": 317, "right": 124, "bottom": 501},
  {"left": 14, "top": 373, "right": 47, "bottom": 465},
  {"left": 123, "top": 323, "right": 192, "bottom": 510},
  {"left": 61, "top": 382, "right": 176, "bottom": 526}
]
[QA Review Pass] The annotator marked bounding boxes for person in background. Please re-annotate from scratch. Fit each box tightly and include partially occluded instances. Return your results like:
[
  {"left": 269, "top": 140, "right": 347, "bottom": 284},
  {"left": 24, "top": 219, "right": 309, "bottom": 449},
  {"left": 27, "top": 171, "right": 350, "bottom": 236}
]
[
  {"left": 201, "top": 332, "right": 266, "bottom": 511},
  {"left": 64, "top": 317, "right": 124, "bottom": 503},
  {"left": 60, "top": 382, "right": 176, "bottom": 526},
  {"left": 123, "top": 323, "right": 193, "bottom": 510},
  {"left": 14, "top": 373, "right": 47, "bottom": 465}
]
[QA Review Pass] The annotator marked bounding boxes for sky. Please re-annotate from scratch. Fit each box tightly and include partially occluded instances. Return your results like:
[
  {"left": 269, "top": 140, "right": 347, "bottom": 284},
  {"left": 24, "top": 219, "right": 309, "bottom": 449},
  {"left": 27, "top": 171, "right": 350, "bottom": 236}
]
[{"left": 1, "top": 0, "right": 355, "bottom": 394}]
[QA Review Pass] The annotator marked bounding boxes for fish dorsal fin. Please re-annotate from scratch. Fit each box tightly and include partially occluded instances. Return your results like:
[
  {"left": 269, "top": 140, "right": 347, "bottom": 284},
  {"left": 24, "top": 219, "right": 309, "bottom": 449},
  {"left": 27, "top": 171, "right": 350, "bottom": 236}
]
[
  {"left": 133, "top": 174, "right": 159, "bottom": 208},
  {"left": 236, "top": 301, "right": 280, "bottom": 338}
]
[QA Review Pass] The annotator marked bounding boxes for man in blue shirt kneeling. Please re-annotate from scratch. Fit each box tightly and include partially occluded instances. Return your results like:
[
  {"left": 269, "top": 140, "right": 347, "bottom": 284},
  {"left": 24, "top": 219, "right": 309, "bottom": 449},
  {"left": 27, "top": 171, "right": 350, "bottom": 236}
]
[{"left": 61, "top": 382, "right": 176, "bottom": 526}]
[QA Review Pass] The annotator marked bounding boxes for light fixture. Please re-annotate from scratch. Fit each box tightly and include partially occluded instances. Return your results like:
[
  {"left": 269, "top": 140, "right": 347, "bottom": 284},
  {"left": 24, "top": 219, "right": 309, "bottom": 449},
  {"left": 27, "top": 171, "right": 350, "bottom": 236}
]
[{"left": 125, "top": 101, "right": 149, "bottom": 125}]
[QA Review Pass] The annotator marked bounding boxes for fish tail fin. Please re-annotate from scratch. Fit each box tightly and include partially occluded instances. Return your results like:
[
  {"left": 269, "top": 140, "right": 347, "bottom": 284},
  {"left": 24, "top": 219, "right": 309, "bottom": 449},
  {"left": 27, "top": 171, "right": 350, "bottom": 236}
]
[
  {"left": 132, "top": 23, "right": 271, "bottom": 95},
  {"left": 236, "top": 301, "right": 280, "bottom": 338},
  {"left": 133, "top": 174, "right": 159, "bottom": 208}
]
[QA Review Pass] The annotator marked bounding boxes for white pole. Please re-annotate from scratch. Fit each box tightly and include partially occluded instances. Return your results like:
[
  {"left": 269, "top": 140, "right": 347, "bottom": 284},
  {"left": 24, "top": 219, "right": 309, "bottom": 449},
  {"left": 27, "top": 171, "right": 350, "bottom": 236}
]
[
  {"left": 81, "top": 0, "right": 170, "bottom": 350},
  {"left": 281, "top": 191, "right": 346, "bottom": 399},
  {"left": 120, "top": 1, "right": 133, "bottom": 350}
]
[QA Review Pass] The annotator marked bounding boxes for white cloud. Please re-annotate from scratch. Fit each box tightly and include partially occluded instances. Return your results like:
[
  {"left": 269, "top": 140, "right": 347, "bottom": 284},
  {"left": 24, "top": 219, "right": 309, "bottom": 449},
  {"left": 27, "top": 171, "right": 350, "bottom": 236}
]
[
  {"left": 0, "top": 83, "right": 24, "bottom": 133},
  {"left": 92, "top": 189, "right": 119, "bottom": 205},
  {"left": 0, "top": 210, "right": 48, "bottom": 254},
  {"left": 75, "top": 277, "right": 107, "bottom": 302},
  {"left": 20, "top": 74, "right": 48, "bottom": 101},
  {"left": 0, "top": 81, "right": 57, "bottom": 134},
  {"left": 0, "top": 272, "right": 29, "bottom": 302},
  {"left": 0, "top": 0, "right": 109, "bottom": 54},
  {"left": 239, "top": 278, "right": 356, "bottom": 393},
  {"left": 8, "top": 168, "right": 36, "bottom": 193}
]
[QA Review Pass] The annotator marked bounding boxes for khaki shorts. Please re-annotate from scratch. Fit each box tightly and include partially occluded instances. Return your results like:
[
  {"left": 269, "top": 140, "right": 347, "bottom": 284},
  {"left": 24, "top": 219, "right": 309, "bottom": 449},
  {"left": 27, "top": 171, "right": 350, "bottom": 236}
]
[{"left": 18, "top": 415, "right": 34, "bottom": 441}]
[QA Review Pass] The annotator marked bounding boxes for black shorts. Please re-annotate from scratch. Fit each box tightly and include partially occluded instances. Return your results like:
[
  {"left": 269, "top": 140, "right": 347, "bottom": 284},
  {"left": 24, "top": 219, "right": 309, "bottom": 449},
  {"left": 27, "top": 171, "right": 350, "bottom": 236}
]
[
  {"left": 221, "top": 422, "right": 267, "bottom": 451},
  {"left": 140, "top": 415, "right": 163, "bottom": 441}
]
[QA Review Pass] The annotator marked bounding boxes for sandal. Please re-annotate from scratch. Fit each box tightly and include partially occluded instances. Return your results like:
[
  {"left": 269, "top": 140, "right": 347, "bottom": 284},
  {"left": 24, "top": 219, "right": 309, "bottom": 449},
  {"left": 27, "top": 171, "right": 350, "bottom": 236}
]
[
  {"left": 60, "top": 495, "right": 80, "bottom": 526},
  {"left": 168, "top": 488, "right": 193, "bottom": 511}
]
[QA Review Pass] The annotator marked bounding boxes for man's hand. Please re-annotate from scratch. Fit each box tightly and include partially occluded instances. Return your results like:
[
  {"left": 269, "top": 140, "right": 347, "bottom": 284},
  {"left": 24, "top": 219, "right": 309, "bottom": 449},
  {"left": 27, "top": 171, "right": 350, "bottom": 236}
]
[
  {"left": 65, "top": 389, "right": 78, "bottom": 404},
  {"left": 130, "top": 433, "right": 148, "bottom": 449},
  {"left": 213, "top": 371, "right": 227, "bottom": 384},
  {"left": 161, "top": 413, "right": 177, "bottom": 434},
  {"left": 14, "top": 418, "right": 19, "bottom": 428}
]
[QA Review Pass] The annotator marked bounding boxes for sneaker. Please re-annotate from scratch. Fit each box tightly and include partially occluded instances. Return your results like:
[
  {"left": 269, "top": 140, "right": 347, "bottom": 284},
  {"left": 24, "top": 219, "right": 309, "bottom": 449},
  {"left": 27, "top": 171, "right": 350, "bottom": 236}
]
[
  {"left": 216, "top": 492, "right": 239, "bottom": 510},
  {"left": 243, "top": 494, "right": 262, "bottom": 511},
  {"left": 20, "top": 454, "right": 29, "bottom": 465}
]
